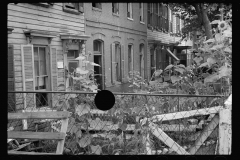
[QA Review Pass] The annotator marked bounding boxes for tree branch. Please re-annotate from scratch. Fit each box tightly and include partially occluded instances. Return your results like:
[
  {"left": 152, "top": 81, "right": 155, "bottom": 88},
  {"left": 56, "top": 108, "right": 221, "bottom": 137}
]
[
  {"left": 204, "top": 4, "right": 212, "bottom": 13},
  {"left": 193, "top": 3, "right": 203, "bottom": 25}
]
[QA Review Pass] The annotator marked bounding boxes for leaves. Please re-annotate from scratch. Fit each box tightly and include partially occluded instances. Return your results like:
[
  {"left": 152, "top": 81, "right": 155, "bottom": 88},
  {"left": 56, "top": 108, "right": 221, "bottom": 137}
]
[
  {"left": 78, "top": 134, "right": 92, "bottom": 148},
  {"left": 75, "top": 103, "right": 91, "bottom": 117},
  {"left": 193, "top": 56, "right": 203, "bottom": 65},
  {"left": 76, "top": 68, "right": 89, "bottom": 75},
  {"left": 218, "top": 66, "right": 231, "bottom": 78},
  {"left": 224, "top": 47, "right": 232, "bottom": 53},
  {"left": 211, "top": 20, "right": 220, "bottom": 24},
  {"left": 207, "top": 57, "right": 216, "bottom": 67},
  {"left": 204, "top": 38, "right": 215, "bottom": 43},
  {"left": 75, "top": 56, "right": 86, "bottom": 60},
  {"left": 171, "top": 76, "right": 181, "bottom": 83},
  {"left": 154, "top": 69, "right": 163, "bottom": 77},
  {"left": 165, "top": 64, "right": 174, "bottom": 70},
  {"left": 174, "top": 67, "right": 185, "bottom": 74},
  {"left": 89, "top": 62, "right": 101, "bottom": 67},
  {"left": 119, "top": 123, "right": 127, "bottom": 131},
  {"left": 204, "top": 73, "right": 219, "bottom": 83},
  {"left": 90, "top": 145, "right": 102, "bottom": 155}
]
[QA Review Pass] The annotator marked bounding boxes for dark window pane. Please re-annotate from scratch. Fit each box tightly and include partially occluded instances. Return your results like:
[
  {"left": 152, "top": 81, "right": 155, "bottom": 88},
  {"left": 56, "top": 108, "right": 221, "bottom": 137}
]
[
  {"left": 68, "top": 61, "right": 79, "bottom": 73},
  {"left": 39, "top": 47, "right": 46, "bottom": 75}
]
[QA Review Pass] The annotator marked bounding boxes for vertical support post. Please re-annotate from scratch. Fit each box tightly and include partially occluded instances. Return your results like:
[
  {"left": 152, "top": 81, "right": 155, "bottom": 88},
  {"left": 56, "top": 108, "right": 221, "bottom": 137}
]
[{"left": 219, "top": 94, "right": 232, "bottom": 154}]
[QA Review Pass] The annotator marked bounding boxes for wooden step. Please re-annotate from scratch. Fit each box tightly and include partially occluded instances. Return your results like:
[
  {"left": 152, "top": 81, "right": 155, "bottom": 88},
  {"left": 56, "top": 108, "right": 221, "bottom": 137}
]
[
  {"left": 8, "top": 111, "right": 70, "bottom": 120},
  {"left": 8, "top": 150, "right": 61, "bottom": 155},
  {"left": 8, "top": 131, "right": 66, "bottom": 140}
]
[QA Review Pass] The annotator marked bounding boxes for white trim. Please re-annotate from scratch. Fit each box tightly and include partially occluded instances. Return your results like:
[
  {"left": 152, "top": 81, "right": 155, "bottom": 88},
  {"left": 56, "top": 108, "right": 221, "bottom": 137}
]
[
  {"left": 127, "top": 17, "right": 134, "bottom": 21},
  {"left": 140, "top": 21, "right": 145, "bottom": 25}
]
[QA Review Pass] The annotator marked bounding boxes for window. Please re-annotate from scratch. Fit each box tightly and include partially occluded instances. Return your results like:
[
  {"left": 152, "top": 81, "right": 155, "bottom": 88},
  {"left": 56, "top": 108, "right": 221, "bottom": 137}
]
[
  {"left": 140, "top": 3, "right": 144, "bottom": 22},
  {"left": 153, "top": 3, "right": 158, "bottom": 28},
  {"left": 162, "top": 5, "right": 169, "bottom": 32},
  {"left": 158, "top": 3, "right": 162, "bottom": 29},
  {"left": 67, "top": 50, "right": 79, "bottom": 74},
  {"left": 94, "top": 40, "right": 103, "bottom": 90},
  {"left": 112, "top": 3, "right": 119, "bottom": 14},
  {"left": 115, "top": 44, "right": 121, "bottom": 82},
  {"left": 127, "top": 3, "right": 133, "bottom": 19},
  {"left": 147, "top": 3, "right": 153, "bottom": 26},
  {"left": 169, "top": 9, "right": 173, "bottom": 32},
  {"left": 128, "top": 45, "right": 133, "bottom": 77},
  {"left": 34, "top": 46, "right": 48, "bottom": 107},
  {"left": 92, "top": 3, "right": 102, "bottom": 9},
  {"left": 139, "top": 44, "right": 144, "bottom": 77},
  {"left": 63, "top": 3, "right": 83, "bottom": 14}
]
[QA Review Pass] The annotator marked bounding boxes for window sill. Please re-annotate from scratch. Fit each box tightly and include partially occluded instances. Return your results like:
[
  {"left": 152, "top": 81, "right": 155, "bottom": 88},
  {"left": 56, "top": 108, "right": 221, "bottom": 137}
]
[
  {"left": 92, "top": 7, "right": 102, "bottom": 12},
  {"left": 63, "top": 7, "right": 81, "bottom": 15},
  {"left": 140, "top": 21, "right": 145, "bottom": 25},
  {"left": 127, "top": 17, "right": 134, "bottom": 21},
  {"left": 112, "top": 13, "right": 119, "bottom": 17}
]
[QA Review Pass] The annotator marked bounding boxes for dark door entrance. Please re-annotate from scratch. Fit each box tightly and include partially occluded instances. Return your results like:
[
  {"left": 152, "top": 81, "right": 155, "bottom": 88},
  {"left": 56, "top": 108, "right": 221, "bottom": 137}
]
[
  {"left": 150, "top": 48, "right": 155, "bottom": 79},
  {"left": 94, "top": 55, "right": 103, "bottom": 90},
  {"left": 93, "top": 40, "right": 104, "bottom": 90}
]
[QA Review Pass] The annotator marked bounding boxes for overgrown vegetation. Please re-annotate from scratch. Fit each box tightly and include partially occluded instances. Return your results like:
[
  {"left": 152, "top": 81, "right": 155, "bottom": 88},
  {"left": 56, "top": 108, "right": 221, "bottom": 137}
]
[{"left": 14, "top": 7, "right": 231, "bottom": 155}]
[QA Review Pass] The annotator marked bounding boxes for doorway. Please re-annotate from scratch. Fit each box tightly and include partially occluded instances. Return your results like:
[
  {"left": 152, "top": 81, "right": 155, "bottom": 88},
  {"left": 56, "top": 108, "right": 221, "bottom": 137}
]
[
  {"left": 150, "top": 48, "right": 155, "bottom": 79},
  {"left": 93, "top": 40, "right": 104, "bottom": 90}
]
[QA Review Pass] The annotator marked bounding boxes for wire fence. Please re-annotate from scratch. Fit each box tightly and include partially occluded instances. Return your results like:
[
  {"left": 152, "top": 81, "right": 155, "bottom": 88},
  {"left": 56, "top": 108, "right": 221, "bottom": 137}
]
[{"left": 8, "top": 91, "right": 226, "bottom": 155}]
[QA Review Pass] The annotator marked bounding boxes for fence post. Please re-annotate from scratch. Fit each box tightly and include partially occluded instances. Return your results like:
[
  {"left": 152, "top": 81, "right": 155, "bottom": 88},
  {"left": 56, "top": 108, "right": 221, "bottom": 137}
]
[{"left": 219, "top": 94, "right": 232, "bottom": 154}]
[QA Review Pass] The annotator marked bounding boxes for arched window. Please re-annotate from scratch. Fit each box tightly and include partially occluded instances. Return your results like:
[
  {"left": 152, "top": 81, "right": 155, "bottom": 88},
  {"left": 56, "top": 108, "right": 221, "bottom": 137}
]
[{"left": 139, "top": 44, "right": 144, "bottom": 78}]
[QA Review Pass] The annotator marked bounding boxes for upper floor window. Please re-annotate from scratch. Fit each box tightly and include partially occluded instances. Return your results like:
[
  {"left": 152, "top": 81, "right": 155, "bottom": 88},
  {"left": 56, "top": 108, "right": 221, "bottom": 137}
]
[
  {"left": 92, "top": 3, "right": 102, "bottom": 9},
  {"left": 140, "top": 3, "right": 144, "bottom": 22},
  {"left": 63, "top": 3, "right": 83, "bottom": 14},
  {"left": 112, "top": 3, "right": 119, "bottom": 14},
  {"left": 147, "top": 3, "right": 153, "bottom": 25},
  {"left": 127, "top": 3, "right": 133, "bottom": 19},
  {"left": 147, "top": 3, "right": 169, "bottom": 33}
]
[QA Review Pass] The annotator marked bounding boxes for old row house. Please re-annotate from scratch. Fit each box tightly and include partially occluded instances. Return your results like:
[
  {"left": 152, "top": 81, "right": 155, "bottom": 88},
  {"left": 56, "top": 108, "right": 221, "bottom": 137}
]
[{"left": 8, "top": 3, "right": 191, "bottom": 111}]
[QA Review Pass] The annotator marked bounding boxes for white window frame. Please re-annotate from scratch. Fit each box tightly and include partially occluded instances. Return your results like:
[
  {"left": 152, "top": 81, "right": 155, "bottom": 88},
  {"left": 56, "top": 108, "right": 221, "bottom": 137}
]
[{"left": 127, "top": 3, "right": 133, "bottom": 19}]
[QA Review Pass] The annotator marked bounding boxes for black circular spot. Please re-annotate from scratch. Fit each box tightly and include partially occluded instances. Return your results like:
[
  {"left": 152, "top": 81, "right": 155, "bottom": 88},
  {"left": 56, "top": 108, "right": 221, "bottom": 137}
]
[{"left": 94, "top": 90, "right": 115, "bottom": 111}]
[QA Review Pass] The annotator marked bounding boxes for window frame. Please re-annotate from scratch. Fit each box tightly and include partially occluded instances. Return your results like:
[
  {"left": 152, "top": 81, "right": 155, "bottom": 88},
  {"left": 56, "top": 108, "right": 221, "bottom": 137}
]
[
  {"left": 128, "top": 44, "right": 134, "bottom": 77},
  {"left": 92, "top": 3, "right": 102, "bottom": 10},
  {"left": 112, "top": 3, "right": 119, "bottom": 15},
  {"left": 139, "top": 44, "right": 144, "bottom": 77},
  {"left": 140, "top": 3, "right": 144, "bottom": 23},
  {"left": 67, "top": 50, "right": 79, "bottom": 75},
  {"left": 127, "top": 3, "right": 133, "bottom": 19},
  {"left": 33, "top": 45, "right": 50, "bottom": 108},
  {"left": 63, "top": 3, "right": 83, "bottom": 15}
]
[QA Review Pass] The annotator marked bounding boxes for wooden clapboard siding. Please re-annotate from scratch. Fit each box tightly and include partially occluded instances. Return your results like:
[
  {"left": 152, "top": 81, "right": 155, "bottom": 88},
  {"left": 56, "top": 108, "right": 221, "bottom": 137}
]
[
  {"left": 8, "top": 3, "right": 85, "bottom": 98},
  {"left": 8, "top": 3, "right": 84, "bottom": 21}
]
